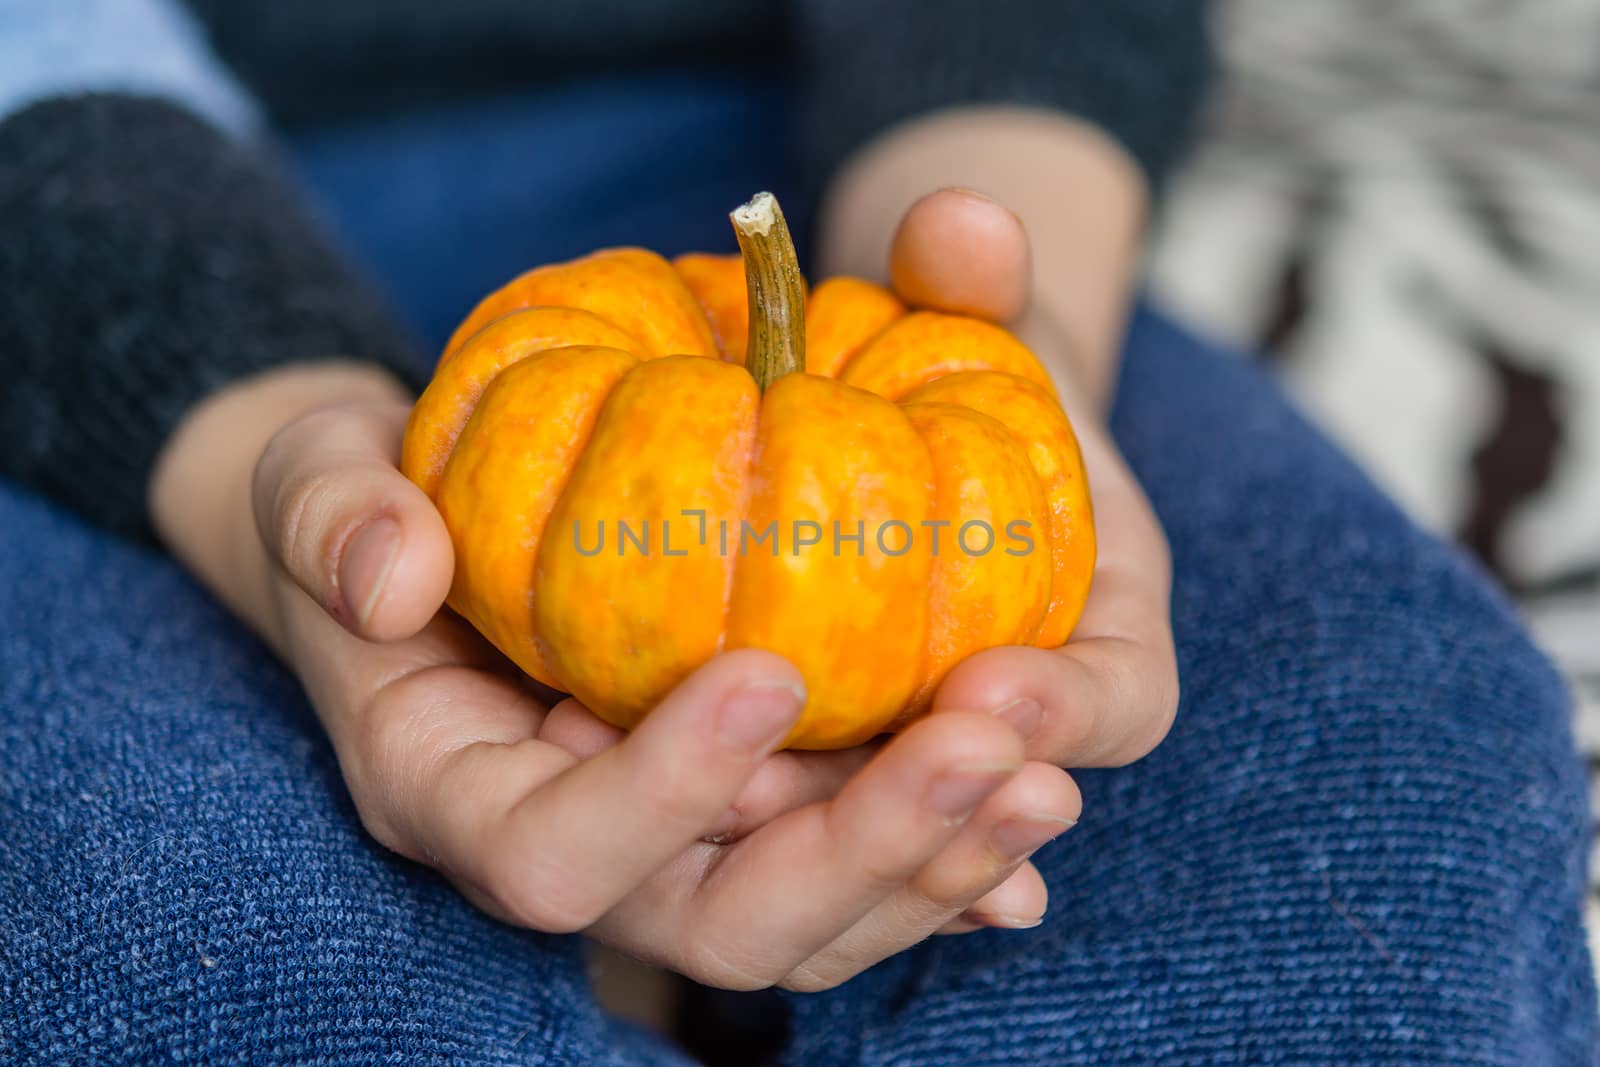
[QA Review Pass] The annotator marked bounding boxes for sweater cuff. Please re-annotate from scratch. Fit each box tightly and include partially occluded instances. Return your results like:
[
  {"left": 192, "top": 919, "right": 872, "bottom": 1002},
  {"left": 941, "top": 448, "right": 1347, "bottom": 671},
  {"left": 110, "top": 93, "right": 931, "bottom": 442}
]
[
  {"left": 0, "top": 94, "right": 423, "bottom": 541},
  {"left": 796, "top": 0, "right": 1215, "bottom": 196}
]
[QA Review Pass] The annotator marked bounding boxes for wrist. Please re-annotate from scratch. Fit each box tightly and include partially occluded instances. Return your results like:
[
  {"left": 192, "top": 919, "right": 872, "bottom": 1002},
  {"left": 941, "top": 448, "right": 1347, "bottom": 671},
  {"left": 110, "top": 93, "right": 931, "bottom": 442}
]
[
  {"left": 817, "top": 106, "right": 1146, "bottom": 412},
  {"left": 149, "top": 362, "right": 413, "bottom": 650}
]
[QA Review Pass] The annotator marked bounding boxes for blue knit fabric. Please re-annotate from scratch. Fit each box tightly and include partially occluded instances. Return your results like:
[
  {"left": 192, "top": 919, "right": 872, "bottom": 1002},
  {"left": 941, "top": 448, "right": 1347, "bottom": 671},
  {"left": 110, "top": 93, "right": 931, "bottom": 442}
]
[
  {"left": 2, "top": 75, "right": 1594, "bottom": 1064},
  {"left": 782, "top": 307, "right": 1599, "bottom": 1066}
]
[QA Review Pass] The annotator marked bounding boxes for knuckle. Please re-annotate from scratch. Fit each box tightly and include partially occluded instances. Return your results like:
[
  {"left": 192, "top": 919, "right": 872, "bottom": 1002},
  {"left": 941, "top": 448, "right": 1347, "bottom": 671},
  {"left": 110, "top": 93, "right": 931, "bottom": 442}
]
[
  {"left": 678, "top": 940, "right": 784, "bottom": 992},
  {"left": 483, "top": 866, "right": 605, "bottom": 934},
  {"left": 1152, "top": 669, "right": 1181, "bottom": 736},
  {"left": 255, "top": 406, "right": 334, "bottom": 488},
  {"left": 637, "top": 760, "right": 726, "bottom": 833},
  {"left": 351, "top": 668, "right": 452, "bottom": 787},
  {"left": 351, "top": 799, "right": 412, "bottom": 860},
  {"left": 780, "top": 963, "right": 844, "bottom": 993},
  {"left": 1050, "top": 692, "right": 1098, "bottom": 757},
  {"left": 254, "top": 411, "right": 310, "bottom": 480},
  {"left": 912, "top": 859, "right": 996, "bottom": 911},
  {"left": 855, "top": 849, "right": 913, "bottom": 894},
  {"left": 343, "top": 668, "right": 509, "bottom": 858},
  {"left": 821, "top": 818, "right": 916, "bottom": 894},
  {"left": 339, "top": 730, "right": 436, "bottom": 864},
  {"left": 1110, "top": 664, "right": 1181, "bottom": 767},
  {"left": 337, "top": 719, "right": 444, "bottom": 867},
  {"left": 274, "top": 464, "right": 351, "bottom": 578},
  {"left": 256, "top": 406, "right": 388, "bottom": 582},
  {"left": 1101, "top": 652, "right": 1144, "bottom": 715}
]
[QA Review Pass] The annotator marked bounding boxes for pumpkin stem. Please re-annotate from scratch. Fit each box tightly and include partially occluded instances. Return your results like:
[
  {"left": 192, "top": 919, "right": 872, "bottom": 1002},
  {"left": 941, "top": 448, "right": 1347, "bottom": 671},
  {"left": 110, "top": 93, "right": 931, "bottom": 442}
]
[{"left": 731, "top": 191, "right": 806, "bottom": 391}]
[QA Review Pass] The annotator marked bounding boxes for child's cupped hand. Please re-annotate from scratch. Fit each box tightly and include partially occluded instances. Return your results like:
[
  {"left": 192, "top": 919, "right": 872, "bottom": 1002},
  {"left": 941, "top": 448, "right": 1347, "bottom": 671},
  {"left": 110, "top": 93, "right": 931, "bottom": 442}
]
[{"left": 152, "top": 189, "right": 1173, "bottom": 991}]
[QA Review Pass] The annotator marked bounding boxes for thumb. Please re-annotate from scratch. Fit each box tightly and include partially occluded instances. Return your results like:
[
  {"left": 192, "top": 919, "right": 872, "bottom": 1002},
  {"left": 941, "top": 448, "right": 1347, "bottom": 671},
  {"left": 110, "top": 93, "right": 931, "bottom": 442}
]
[
  {"left": 889, "top": 188, "right": 1033, "bottom": 323},
  {"left": 253, "top": 400, "right": 453, "bottom": 641}
]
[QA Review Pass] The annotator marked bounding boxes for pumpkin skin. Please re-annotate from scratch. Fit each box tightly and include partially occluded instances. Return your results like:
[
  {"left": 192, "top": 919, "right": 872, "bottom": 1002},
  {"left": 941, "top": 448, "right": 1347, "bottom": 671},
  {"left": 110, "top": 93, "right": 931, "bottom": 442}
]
[{"left": 400, "top": 197, "right": 1094, "bottom": 750}]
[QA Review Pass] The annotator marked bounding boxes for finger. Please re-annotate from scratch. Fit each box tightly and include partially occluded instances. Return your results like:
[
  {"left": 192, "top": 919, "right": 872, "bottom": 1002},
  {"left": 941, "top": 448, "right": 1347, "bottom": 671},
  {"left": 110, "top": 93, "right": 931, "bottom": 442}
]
[
  {"left": 253, "top": 399, "right": 453, "bottom": 641},
  {"left": 267, "top": 542, "right": 526, "bottom": 797},
  {"left": 889, "top": 188, "right": 1032, "bottom": 322},
  {"left": 957, "top": 861, "right": 1051, "bottom": 930},
  {"left": 537, "top": 696, "right": 627, "bottom": 760},
  {"left": 538, "top": 687, "right": 875, "bottom": 844},
  {"left": 266, "top": 566, "right": 555, "bottom": 861},
  {"left": 936, "top": 634, "right": 1178, "bottom": 769},
  {"left": 408, "top": 649, "right": 805, "bottom": 933},
  {"left": 901, "top": 762, "right": 1075, "bottom": 928},
  {"left": 936, "top": 862, "right": 1050, "bottom": 935},
  {"left": 786, "top": 761, "right": 1076, "bottom": 988},
  {"left": 709, "top": 745, "right": 879, "bottom": 841},
  {"left": 650, "top": 712, "right": 1022, "bottom": 988}
]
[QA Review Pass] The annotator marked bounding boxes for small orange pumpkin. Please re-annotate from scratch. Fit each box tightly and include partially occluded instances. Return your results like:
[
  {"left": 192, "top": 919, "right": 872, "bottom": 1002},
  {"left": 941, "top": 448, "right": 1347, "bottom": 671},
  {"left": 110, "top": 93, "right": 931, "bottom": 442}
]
[{"left": 401, "top": 193, "right": 1094, "bottom": 749}]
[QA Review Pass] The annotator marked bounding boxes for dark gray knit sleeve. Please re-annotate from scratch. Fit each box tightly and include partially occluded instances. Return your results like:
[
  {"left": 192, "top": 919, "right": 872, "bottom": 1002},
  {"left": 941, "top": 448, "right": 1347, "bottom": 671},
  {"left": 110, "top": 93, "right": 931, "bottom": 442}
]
[
  {"left": 0, "top": 94, "right": 422, "bottom": 541},
  {"left": 794, "top": 0, "right": 1215, "bottom": 191}
]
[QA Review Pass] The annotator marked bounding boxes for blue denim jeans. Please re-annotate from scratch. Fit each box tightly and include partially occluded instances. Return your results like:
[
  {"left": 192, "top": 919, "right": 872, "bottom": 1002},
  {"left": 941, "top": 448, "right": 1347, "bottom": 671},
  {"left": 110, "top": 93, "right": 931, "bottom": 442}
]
[{"left": 2, "top": 73, "right": 1594, "bottom": 1065}]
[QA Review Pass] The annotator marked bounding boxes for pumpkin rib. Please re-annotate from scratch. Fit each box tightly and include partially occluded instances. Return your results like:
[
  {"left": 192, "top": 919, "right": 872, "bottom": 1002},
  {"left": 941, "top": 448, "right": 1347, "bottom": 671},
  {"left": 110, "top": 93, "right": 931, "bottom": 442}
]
[
  {"left": 836, "top": 312, "right": 1058, "bottom": 401},
  {"left": 440, "top": 305, "right": 649, "bottom": 376},
  {"left": 403, "top": 308, "right": 646, "bottom": 497},
  {"left": 445, "top": 248, "right": 720, "bottom": 363},
  {"left": 804, "top": 277, "right": 907, "bottom": 379},
  {"left": 524, "top": 354, "right": 644, "bottom": 702},
  {"left": 672, "top": 252, "right": 750, "bottom": 364},
  {"left": 897, "top": 399, "right": 1053, "bottom": 717},
  {"left": 532, "top": 356, "right": 759, "bottom": 723},
  {"left": 718, "top": 382, "right": 760, "bottom": 655},
  {"left": 433, "top": 345, "right": 640, "bottom": 690},
  {"left": 925, "top": 399, "right": 1055, "bottom": 647},
  {"left": 901, "top": 371, "right": 1094, "bottom": 649},
  {"left": 725, "top": 374, "right": 936, "bottom": 749},
  {"left": 898, "top": 402, "right": 949, "bottom": 724}
]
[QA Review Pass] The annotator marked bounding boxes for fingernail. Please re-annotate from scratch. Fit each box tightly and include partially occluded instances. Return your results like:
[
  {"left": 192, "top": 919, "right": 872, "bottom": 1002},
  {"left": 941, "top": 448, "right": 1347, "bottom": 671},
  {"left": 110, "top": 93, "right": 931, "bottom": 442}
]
[
  {"left": 716, "top": 679, "right": 805, "bottom": 750},
  {"left": 926, "top": 763, "right": 1017, "bottom": 823},
  {"left": 990, "top": 813, "right": 1075, "bottom": 862},
  {"left": 340, "top": 516, "right": 401, "bottom": 627},
  {"left": 990, "top": 698, "right": 1042, "bottom": 741},
  {"left": 968, "top": 911, "right": 1043, "bottom": 931},
  {"left": 949, "top": 186, "right": 996, "bottom": 204},
  {"left": 702, "top": 806, "right": 740, "bottom": 843}
]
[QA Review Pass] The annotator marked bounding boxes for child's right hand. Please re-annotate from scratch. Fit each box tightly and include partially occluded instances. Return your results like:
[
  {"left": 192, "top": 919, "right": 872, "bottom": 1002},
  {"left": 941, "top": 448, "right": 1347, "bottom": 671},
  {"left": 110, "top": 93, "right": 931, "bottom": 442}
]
[{"left": 150, "top": 365, "right": 1079, "bottom": 991}]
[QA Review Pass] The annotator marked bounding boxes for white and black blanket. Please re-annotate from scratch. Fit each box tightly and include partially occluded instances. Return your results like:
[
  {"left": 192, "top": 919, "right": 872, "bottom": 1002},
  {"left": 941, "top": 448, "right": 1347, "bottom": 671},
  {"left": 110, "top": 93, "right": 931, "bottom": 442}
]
[{"left": 1151, "top": 0, "right": 1600, "bottom": 944}]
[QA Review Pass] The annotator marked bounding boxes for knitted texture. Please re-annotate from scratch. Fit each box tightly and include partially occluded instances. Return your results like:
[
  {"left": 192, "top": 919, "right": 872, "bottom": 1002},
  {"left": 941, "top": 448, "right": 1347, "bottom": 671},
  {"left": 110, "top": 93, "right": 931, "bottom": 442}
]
[
  {"left": 0, "top": 94, "right": 423, "bottom": 541},
  {"left": 792, "top": 0, "right": 1214, "bottom": 189},
  {"left": 0, "top": 489, "right": 688, "bottom": 1067},
  {"left": 2, "top": 305, "right": 1590, "bottom": 1063},
  {"left": 179, "top": 0, "right": 782, "bottom": 128},
  {"left": 782, "top": 308, "right": 1598, "bottom": 1066}
]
